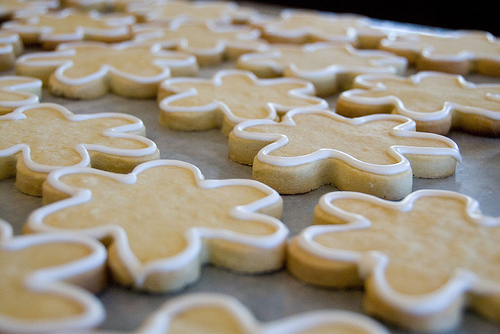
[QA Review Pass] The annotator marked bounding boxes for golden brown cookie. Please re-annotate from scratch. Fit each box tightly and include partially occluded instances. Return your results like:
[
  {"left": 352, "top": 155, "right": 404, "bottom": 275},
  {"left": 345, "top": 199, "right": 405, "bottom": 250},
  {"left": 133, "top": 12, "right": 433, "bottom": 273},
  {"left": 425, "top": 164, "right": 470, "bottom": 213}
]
[
  {"left": 0, "top": 102, "right": 159, "bottom": 195},
  {"left": 337, "top": 71, "right": 500, "bottom": 136},
  {"left": 0, "top": 219, "right": 106, "bottom": 333},
  {"left": 158, "top": 69, "right": 327, "bottom": 136},
  {"left": 15, "top": 41, "right": 198, "bottom": 99},
  {"left": 26, "top": 159, "right": 288, "bottom": 293},
  {"left": 287, "top": 189, "right": 500, "bottom": 332},
  {"left": 228, "top": 108, "right": 461, "bottom": 199}
]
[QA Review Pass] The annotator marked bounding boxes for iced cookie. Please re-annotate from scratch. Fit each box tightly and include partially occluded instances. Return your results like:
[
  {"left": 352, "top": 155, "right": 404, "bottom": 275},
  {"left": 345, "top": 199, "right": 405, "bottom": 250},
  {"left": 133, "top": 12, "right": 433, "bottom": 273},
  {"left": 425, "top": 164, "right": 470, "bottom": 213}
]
[
  {"left": 158, "top": 69, "right": 327, "bottom": 136},
  {"left": 126, "top": 0, "right": 258, "bottom": 25},
  {"left": 26, "top": 159, "right": 288, "bottom": 293},
  {"left": 0, "top": 75, "right": 41, "bottom": 114},
  {"left": 287, "top": 190, "right": 500, "bottom": 332},
  {"left": 0, "top": 219, "right": 106, "bottom": 333},
  {"left": 228, "top": 108, "right": 461, "bottom": 199},
  {"left": 336, "top": 71, "right": 500, "bottom": 136},
  {"left": 15, "top": 41, "right": 198, "bottom": 99},
  {"left": 379, "top": 30, "right": 500, "bottom": 76},
  {"left": 253, "top": 9, "right": 385, "bottom": 47},
  {"left": 237, "top": 43, "right": 407, "bottom": 96},
  {"left": 61, "top": 0, "right": 157, "bottom": 12},
  {"left": 133, "top": 21, "right": 268, "bottom": 66},
  {"left": 0, "top": 0, "right": 58, "bottom": 21},
  {"left": 0, "top": 102, "right": 159, "bottom": 196},
  {"left": 127, "top": 293, "right": 389, "bottom": 334},
  {"left": 0, "top": 29, "right": 23, "bottom": 71},
  {"left": 1, "top": 8, "right": 135, "bottom": 49}
]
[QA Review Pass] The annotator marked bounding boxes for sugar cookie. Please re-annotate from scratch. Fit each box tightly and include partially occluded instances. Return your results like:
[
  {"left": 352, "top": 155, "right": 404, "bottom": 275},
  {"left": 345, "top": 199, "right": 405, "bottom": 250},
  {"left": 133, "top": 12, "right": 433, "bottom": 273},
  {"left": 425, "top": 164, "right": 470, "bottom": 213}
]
[
  {"left": 15, "top": 41, "right": 198, "bottom": 99},
  {"left": 379, "top": 31, "right": 500, "bottom": 76},
  {"left": 0, "top": 218, "right": 106, "bottom": 333},
  {"left": 2, "top": 8, "right": 135, "bottom": 49},
  {"left": 0, "top": 102, "right": 159, "bottom": 196},
  {"left": 133, "top": 21, "right": 268, "bottom": 66},
  {"left": 287, "top": 189, "right": 500, "bottom": 332},
  {"left": 26, "top": 159, "right": 288, "bottom": 293},
  {"left": 237, "top": 43, "right": 407, "bottom": 96},
  {"left": 337, "top": 71, "right": 500, "bottom": 136},
  {"left": 158, "top": 69, "right": 327, "bottom": 136},
  {"left": 0, "top": 29, "right": 23, "bottom": 71},
  {"left": 0, "top": 75, "right": 41, "bottom": 114},
  {"left": 132, "top": 293, "right": 389, "bottom": 334},
  {"left": 228, "top": 108, "right": 461, "bottom": 199}
]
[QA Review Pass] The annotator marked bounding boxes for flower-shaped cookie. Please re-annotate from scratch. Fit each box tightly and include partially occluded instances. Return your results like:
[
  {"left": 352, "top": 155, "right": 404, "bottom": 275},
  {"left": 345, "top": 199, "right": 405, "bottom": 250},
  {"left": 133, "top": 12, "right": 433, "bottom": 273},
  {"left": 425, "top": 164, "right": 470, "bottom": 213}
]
[
  {"left": 126, "top": 0, "right": 258, "bottom": 25},
  {"left": 228, "top": 108, "right": 461, "bottom": 199},
  {"left": 126, "top": 293, "right": 389, "bottom": 334},
  {"left": 337, "top": 71, "right": 500, "bottom": 136},
  {"left": 158, "top": 69, "right": 327, "bottom": 136},
  {"left": 0, "top": 29, "right": 23, "bottom": 71},
  {"left": 26, "top": 159, "right": 288, "bottom": 293},
  {"left": 254, "top": 9, "right": 384, "bottom": 47},
  {"left": 0, "top": 103, "right": 159, "bottom": 196},
  {"left": 287, "top": 190, "right": 500, "bottom": 332},
  {"left": 133, "top": 21, "right": 268, "bottom": 66},
  {"left": 379, "top": 31, "right": 500, "bottom": 76},
  {"left": 0, "top": 219, "right": 106, "bottom": 333},
  {"left": 15, "top": 41, "right": 198, "bottom": 99},
  {"left": 2, "top": 8, "right": 135, "bottom": 49},
  {"left": 0, "top": 75, "right": 41, "bottom": 114},
  {"left": 0, "top": 0, "right": 58, "bottom": 20},
  {"left": 237, "top": 43, "right": 407, "bottom": 96}
]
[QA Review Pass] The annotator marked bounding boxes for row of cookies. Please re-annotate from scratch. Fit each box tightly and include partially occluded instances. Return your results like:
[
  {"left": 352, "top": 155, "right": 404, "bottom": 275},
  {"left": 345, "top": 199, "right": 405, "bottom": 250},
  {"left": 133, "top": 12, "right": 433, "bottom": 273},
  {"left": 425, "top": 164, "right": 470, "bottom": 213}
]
[{"left": 1, "top": 0, "right": 499, "bottom": 333}]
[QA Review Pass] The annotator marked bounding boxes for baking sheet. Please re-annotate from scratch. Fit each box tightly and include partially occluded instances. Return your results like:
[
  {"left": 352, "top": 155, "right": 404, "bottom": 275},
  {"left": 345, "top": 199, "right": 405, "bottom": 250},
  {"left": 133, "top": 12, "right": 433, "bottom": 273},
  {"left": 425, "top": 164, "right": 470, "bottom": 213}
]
[{"left": 1, "top": 3, "right": 500, "bottom": 333}]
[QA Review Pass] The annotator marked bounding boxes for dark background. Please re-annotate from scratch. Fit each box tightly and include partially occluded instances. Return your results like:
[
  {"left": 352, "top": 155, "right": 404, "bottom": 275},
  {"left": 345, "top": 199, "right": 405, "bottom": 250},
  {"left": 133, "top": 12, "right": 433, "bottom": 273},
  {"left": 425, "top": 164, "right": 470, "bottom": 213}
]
[{"left": 249, "top": 1, "right": 498, "bottom": 36}]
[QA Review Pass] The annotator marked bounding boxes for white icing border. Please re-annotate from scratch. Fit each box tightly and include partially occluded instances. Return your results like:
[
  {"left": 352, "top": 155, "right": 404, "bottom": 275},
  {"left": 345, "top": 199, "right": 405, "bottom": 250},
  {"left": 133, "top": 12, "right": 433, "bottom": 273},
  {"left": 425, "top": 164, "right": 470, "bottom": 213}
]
[
  {"left": 342, "top": 71, "right": 500, "bottom": 121},
  {"left": 137, "top": 292, "right": 389, "bottom": 334},
  {"left": 0, "top": 102, "right": 158, "bottom": 173},
  {"left": 0, "top": 75, "right": 41, "bottom": 109},
  {"left": 158, "top": 69, "right": 328, "bottom": 125},
  {"left": 26, "top": 159, "right": 288, "bottom": 289},
  {"left": 0, "top": 219, "right": 106, "bottom": 333},
  {"left": 16, "top": 41, "right": 197, "bottom": 86},
  {"left": 232, "top": 107, "right": 461, "bottom": 174},
  {"left": 296, "top": 189, "right": 500, "bottom": 315},
  {"left": 239, "top": 43, "right": 407, "bottom": 79}
]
